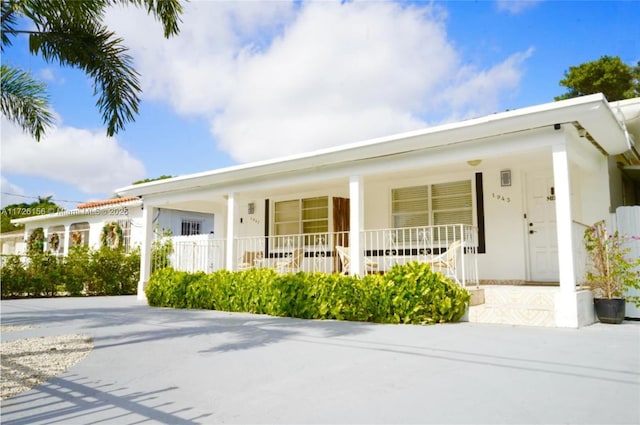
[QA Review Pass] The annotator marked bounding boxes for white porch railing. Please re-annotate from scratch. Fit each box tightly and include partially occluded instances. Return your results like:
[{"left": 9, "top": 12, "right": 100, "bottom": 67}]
[
  {"left": 155, "top": 225, "right": 479, "bottom": 286},
  {"left": 234, "top": 232, "right": 348, "bottom": 274},
  {"left": 362, "top": 224, "right": 479, "bottom": 287},
  {"left": 233, "top": 224, "right": 479, "bottom": 287}
]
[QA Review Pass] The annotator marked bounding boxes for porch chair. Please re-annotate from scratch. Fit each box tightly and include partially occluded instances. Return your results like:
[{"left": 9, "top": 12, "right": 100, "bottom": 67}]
[
  {"left": 422, "top": 239, "right": 463, "bottom": 283},
  {"left": 275, "top": 248, "right": 305, "bottom": 273},
  {"left": 335, "top": 246, "right": 379, "bottom": 275},
  {"left": 237, "top": 251, "right": 263, "bottom": 271}
]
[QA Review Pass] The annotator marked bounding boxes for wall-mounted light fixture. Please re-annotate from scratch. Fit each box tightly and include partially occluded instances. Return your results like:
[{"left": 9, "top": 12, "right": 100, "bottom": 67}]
[
  {"left": 501, "top": 169, "right": 511, "bottom": 187},
  {"left": 248, "top": 202, "right": 255, "bottom": 215},
  {"left": 467, "top": 159, "right": 482, "bottom": 167}
]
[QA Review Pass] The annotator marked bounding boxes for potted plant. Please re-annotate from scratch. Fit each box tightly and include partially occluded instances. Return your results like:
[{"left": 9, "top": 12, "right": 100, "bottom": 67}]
[{"left": 584, "top": 221, "right": 640, "bottom": 324}]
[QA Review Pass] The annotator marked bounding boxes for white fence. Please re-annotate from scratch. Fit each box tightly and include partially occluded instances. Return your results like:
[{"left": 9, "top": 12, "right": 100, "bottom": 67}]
[
  {"left": 157, "top": 235, "right": 225, "bottom": 274},
  {"left": 616, "top": 206, "right": 640, "bottom": 319}
]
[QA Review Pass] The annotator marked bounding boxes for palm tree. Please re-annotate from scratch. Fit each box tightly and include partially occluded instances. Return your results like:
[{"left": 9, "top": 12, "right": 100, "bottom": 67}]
[
  {"left": 36, "top": 195, "right": 53, "bottom": 204},
  {"left": 1, "top": 0, "right": 183, "bottom": 140}
]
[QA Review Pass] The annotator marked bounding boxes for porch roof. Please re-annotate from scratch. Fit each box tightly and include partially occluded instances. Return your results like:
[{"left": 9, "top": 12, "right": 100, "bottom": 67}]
[
  {"left": 11, "top": 198, "right": 142, "bottom": 225},
  {"left": 116, "top": 94, "right": 632, "bottom": 198}
]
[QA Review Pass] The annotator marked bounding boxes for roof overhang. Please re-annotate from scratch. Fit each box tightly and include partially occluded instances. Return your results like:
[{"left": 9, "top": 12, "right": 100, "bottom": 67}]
[
  {"left": 611, "top": 97, "right": 640, "bottom": 165},
  {"left": 117, "top": 94, "right": 632, "bottom": 198},
  {"left": 11, "top": 198, "right": 142, "bottom": 225}
]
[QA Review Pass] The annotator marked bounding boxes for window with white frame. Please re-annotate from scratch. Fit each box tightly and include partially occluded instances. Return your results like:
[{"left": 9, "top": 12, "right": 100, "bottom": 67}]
[
  {"left": 117, "top": 219, "right": 132, "bottom": 251},
  {"left": 392, "top": 180, "right": 473, "bottom": 228},
  {"left": 181, "top": 219, "right": 202, "bottom": 236},
  {"left": 274, "top": 196, "right": 329, "bottom": 241},
  {"left": 70, "top": 222, "right": 90, "bottom": 247}
]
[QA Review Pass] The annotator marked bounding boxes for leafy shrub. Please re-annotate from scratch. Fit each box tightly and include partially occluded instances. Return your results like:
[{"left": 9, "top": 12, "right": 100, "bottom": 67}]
[
  {"left": 382, "top": 262, "right": 470, "bottom": 323},
  {"left": 27, "top": 252, "right": 63, "bottom": 297},
  {"left": 146, "top": 268, "right": 205, "bottom": 308},
  {"left": 146, "top": 262, "right": 470, "bottom": 324},
  {"left": 0, "top": 246, "right": 140, "bottom": 298},
  {"left": 64, "top": 245, "right": 92, "bottom": 295},
  {"left": 87, "top": 247, "right": 140, "bottom": 295},
  {"left": 1, "top": 255, "right": 29, "bottom": 298}
]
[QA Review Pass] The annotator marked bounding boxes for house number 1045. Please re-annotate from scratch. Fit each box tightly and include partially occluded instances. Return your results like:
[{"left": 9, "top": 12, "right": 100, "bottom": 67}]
[{"left": 492, "top": 193, "right": 511, "bottom": 203}]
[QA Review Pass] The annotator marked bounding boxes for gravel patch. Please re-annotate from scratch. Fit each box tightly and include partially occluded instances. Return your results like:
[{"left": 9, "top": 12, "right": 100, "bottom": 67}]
[
  {"left": 1, "top": 325, "right": 35, "bottom": 332},
  {"left": 1, "top": 334, "right": 93, "bottom": 400}
]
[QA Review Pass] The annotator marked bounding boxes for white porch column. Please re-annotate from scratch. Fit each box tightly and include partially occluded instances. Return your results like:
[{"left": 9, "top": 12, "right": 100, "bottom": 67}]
[
  {"left": 552, "top": 142, "right": 576, "bottom": 292},
  {"left": 349, "top": 175, "right": 364, "bottom": 276},
  {"left": 62, "top": 225, "right": 70, "bottom": 256},
  {"left": 552, "top": 141, "right": 594, "bottom": 327},
  {"left": 226, "top": 193, "right": 236, "bottom": 271},
  {"left": 42, "top": 227, "right": 49, "bottom": 252},
  {"left": 137, "top": 205, "right": 154, "bottom": 301}
]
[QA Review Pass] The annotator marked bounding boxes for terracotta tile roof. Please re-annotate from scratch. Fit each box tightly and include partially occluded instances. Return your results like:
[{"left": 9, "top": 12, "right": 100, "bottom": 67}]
[{"left": 77, "top": 196, "right": 140, "bottom": 209}]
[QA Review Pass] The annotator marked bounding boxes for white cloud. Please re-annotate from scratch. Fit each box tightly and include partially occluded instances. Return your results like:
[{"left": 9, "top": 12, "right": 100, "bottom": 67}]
[
  {"left": 106, "top": 1, "right": 296, "bottom": 115},
  {"left": 496, "top": 0, "right": 542, "bottom": 15},
  {"left": 0, "top": 118, "right": 146, "bottom": 194},
  {"left": 106, "top": 1, "right": 533, "bottom": 163},
  {"left": 38, "top": 67, "right": 65, "bottom": 84},
  {"left": 435, "top": 47, "right": 535, "bottom": 121},
  {"left": 0, "top": 177, "right": 27, "bottom": 207}
]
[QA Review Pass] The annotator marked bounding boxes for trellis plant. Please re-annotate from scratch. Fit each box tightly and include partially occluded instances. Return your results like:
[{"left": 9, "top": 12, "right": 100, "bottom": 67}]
[{"left": 584, "top": 220, "right": 640, "bottom": 306}]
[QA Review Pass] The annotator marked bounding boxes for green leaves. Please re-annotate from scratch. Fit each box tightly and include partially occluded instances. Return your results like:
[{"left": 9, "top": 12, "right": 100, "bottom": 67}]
[
  {"left": 556, "top": 56, "right": 639, "bottom": 102},
  {"left": 28, "top": 23, "right": 141, "bottom": 137},
  {"left": 0, "top": 64, "right": 54, "bottom": 141},
  {"left": 584, "top": 221, "right": 640, "bottom": 306},
  {"left": 0, "top": 245, "right": 140, "bottom": 298},
  {"left": 1, "top": 0, "right": 183, "bottom": 138},
  {"left": 146, "top": 262, "right": 471, "bottom": 324}
]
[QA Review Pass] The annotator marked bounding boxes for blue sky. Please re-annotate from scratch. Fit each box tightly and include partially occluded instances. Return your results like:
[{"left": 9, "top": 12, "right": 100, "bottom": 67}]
[{"left": 1, "top": 0, "right": 638, "bottom": 209}]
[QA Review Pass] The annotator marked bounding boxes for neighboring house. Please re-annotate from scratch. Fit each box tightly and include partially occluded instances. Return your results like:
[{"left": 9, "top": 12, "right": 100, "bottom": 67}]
[
  {"left": 114, "top": 94, "right": 639, "bottom": 328},
  {"left": 11, "top": 197, "right": 143, "bottom": 254},
  {"left": 10, "top": 197, "right": 215, "bottom": 255},
  {"left": 0, "top": 229, "right": 27, "bottom": 258}
]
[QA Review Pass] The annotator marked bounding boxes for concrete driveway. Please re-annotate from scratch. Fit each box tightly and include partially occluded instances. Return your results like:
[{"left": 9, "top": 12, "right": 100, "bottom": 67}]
[{"left": 1, "top": 296, "right": 639, "bottom": 424}]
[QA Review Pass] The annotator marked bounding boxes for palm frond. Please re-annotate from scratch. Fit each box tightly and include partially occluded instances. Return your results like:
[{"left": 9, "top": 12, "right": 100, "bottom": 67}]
[
  {"left": 0, "top": 64, "right": 54, "bottom": 141},
  {"left": 30, "top": 25, "right": 141, "bottom": 136},
  {"left": 111, "top": 0, "right": 183, "bottom": 37},
  {"left": 1, "top": 1, "right": 19, "bottom": 49},
  {"left": 2, "top": 0, "right": 183, "bottom": 136}
]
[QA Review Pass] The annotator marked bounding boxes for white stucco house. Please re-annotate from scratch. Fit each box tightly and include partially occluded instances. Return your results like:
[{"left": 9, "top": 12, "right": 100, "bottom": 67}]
[
  {"left": 10, "top": 197, "right": 144, "bottom": 254},
  {"left": 109, "top": 94, "right": 640, "bottom": 328},
  {"left": 9, "top": 94, "right": 639, "bottom": 327}
]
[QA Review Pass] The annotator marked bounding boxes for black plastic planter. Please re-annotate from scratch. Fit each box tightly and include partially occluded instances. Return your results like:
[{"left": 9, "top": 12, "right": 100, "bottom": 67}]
[{"left": 594, "top": 298, "right": 626, "bottom": 324}]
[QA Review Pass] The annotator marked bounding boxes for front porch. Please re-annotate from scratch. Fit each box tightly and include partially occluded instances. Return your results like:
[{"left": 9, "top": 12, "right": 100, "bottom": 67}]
[
  {"left": 467, "top": 285, "right": 594, "bottom": 327},
  {"left": 157, "top": 224, "right": 479, "bottom": 287}
]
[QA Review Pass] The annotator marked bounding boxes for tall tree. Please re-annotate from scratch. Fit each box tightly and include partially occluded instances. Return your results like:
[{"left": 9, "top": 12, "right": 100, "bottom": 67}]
[
  {"left": 1, "top": 0, "right": 183, "bottom": 140},
  {"left": 1, "top": 196, "right": 62, "bottom": 232},
  {"left": 555, "top": 56, "right": 640, "bottom": 102}
]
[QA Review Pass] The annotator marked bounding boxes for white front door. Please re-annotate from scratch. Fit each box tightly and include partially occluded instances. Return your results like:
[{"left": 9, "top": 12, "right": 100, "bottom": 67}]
[{"left": 526, "top": 171, "right": 559, "bottom": 282}]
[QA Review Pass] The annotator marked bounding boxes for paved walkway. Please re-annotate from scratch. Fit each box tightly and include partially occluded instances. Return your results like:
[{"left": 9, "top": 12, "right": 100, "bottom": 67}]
[{"left": 1, "top": 296, "right": 639, "bottom": 424}]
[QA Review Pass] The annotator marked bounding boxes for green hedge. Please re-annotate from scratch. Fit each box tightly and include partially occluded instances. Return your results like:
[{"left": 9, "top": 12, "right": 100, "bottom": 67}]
[
  {"left": 146, "top": 262, "right": 470, "bottom": 324},
  {"left": 0, "top": 246, "right": 140, "bottom": 298}
]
